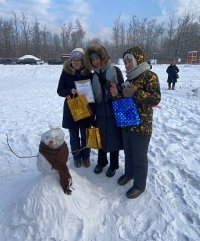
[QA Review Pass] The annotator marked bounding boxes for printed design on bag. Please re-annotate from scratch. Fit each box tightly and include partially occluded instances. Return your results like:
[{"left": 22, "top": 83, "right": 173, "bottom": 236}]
[
  {"left": 67, "top": 95, "right": 92, "bottom": 121},
  {"left": 112, "top": 98, "right": 140, "bottom": 127},
  {"left": 86, "top": 127, "right": 102, "bottom": 149}
]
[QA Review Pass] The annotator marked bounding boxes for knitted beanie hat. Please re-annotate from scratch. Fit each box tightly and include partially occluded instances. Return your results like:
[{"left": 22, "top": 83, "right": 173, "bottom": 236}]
[
  {"left": 123, "top": 47, "right": 146, "bottom": 65},
  {"left": 70, "top": 48, "right": 84, "bottom": 60}
]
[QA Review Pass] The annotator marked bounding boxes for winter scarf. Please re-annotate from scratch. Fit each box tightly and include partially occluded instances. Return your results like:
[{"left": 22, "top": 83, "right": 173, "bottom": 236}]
[
  {"left": 126, "top": 62, "right": 150, "bottom": 80},
  {"left": 92, "top": 61, "right": 117, "bottom": 103},
  {"left": 39, "top": 141, "right": 72, "bottom": 195}
]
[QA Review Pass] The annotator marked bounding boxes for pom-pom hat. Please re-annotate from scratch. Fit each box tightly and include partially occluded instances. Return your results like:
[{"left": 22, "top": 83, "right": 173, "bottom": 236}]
[{"left": 70, "top": 48, "right": 84, "bottom": 60}]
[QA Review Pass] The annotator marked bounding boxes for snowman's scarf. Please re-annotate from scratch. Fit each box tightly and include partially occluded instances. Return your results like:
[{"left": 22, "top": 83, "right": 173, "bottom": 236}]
[{"left": 39, "top": 141, "right": 72, "bottom": 195}]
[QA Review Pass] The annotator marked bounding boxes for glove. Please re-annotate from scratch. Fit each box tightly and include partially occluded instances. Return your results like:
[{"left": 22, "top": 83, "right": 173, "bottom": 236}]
[
  {"left": 122, "top": 85, "right": 137, "bottom": 97},
  {"left": 91, "top": 117, "right": 97, "bottom": 127}
]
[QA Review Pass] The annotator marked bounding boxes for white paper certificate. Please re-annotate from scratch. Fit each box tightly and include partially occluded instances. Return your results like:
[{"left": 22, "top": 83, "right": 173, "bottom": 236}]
[{"left": 75, "top": 79, "right": 95, "bottom": 103}]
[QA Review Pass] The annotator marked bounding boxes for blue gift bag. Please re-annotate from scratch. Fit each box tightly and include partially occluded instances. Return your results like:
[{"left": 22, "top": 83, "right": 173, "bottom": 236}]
[{"left": 112, "top": 98, "right": 140, "bottom": 127}]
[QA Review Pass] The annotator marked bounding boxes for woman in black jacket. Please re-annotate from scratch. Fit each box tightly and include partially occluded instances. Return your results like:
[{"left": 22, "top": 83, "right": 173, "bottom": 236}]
[
  {"left": 57, "top": 48, "right": 93, "bottom": 168},
  {"left": 166, "top": 61, "right": 179, "bottom": 90},
  {"left": 84, "top": 44, "right": 124, "bottom": 177}
]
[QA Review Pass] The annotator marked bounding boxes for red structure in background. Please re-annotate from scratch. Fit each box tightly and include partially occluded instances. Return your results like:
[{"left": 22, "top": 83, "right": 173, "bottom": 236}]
[{"left": 187, "top": 51, "right": 198, "bottom": 63}]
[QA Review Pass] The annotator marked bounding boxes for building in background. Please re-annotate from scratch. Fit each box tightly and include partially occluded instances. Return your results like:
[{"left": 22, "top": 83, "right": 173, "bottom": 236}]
[
  {"left": 61, "top": 54, "right": 70, "bottom": 62},
  {"left": 187, "top": 51, "right": 198, "bottom": 64}
]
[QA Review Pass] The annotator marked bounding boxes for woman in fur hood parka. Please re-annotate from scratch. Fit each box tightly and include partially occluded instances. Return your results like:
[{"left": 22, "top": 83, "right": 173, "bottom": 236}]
[
  {"left": 110, "top": 46, "right": 161, "bottom": 199},
  {"left": 84, "top": 44, "right": 124, "bottom": 177},
  {"left": 57, "top": 48, "right": 93, "bottom": 168}
]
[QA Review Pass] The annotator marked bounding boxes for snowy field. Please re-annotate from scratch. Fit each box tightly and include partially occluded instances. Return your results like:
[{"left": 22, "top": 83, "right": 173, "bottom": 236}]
[{"left": 0, "top": 63, "right": 199, "bottom": 241}]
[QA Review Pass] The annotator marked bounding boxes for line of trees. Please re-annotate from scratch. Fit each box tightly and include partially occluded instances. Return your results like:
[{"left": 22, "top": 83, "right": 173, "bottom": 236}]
[
  {"left": 0, "top": 12, "right": 86, "bottom": 61},
  {"left": 0, "top": 11, "right": 200, "bottom": 63},
  {"left": 111, "top": 13, "right": 200, "bottom": 63}
]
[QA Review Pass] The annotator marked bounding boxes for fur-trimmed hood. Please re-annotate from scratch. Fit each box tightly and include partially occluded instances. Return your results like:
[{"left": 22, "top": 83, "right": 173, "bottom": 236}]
[
  {"left": 83, "top": 44, "right": 110, "bottom": 71},
  {"left": 63, "top": 59, "right": 91, "bottom": 76}
]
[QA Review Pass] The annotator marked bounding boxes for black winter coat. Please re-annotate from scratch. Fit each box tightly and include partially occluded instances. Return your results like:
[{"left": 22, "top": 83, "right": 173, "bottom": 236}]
[
  {"left": 83, "top": 44, "right": 124, "bottom": 152},
  {"left": 93, "top": 66, "right": 124, "bottom": 152},
  {"left": 57, "top": 60, "right": 94, "bottom": 129},
  {"left": 166, "top": 64, "right": 179, "bottom": 83}
]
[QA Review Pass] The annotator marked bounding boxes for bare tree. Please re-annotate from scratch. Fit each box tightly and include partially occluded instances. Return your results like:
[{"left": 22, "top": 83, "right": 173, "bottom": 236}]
[
  {"left": 70, "top": 19, "right": 85, "bottom": 49},
  {"left": 0, "top": 19, "right": 13, "bottom": 57},
  {"left": 60, "top": 21, "right": 73, "bottom": 53},
  {"left": 112, "top": 14, "right": 126, "bottom": 61},
  {"left": 11, "top": 11, "right": 20, "bottom": 57},
  {"left": 31, "top": 18, "right": 42, "bottom": 57},
  {"left": 163, "top": 16, "right": 176, "bottom": 60},
  {"left": 40, "top": 25, "right": 51, "bottom": 60},
  {"left": 174, "top": 13, "right": 194, "bottom": 59},
  {"left": 19, "top": 13, "right": 31, "bottom": 53}
]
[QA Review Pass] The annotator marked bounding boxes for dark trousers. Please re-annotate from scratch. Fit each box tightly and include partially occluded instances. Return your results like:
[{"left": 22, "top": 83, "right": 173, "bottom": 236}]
[
  {"left": 122, "top": 130, "right": 151, "bottom": 190},
  {"left": 69, "top": 126, "right": 90, "bottom": 161},
  {"left": 168, "top": 83, "right": 175, "bottom": 89},
  {"left": 97, "top": 149, "right": 119, "bottom": 170}
]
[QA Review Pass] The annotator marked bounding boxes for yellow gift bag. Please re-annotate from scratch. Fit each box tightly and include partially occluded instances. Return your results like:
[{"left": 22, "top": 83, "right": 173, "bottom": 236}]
[
  {"left": 86, "top": 127, "right": 102, "bottom": 149},
  {"left": 67, "top": 95, "right": 92, "bottom": 121}
]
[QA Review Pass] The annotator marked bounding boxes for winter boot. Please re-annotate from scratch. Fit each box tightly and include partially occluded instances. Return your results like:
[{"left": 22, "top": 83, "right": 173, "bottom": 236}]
[
  {"left": 83, "top": 159, "right": 90, "bottom": 168},
  {"left": 118, "top": 175, "right": 133, "bottom": 185},
  {"left": 172, "top": 83, "right": 175, "bottom": 90},
  {"left": 106, "top": 167, "right": 116, "bottom": 177},
  {"left": 94, "top": 164, "right": 104, "bottom": 174},
  {"left": 168, "top": 83, "right": 171, "bottom": 90},
  {"left": 126, "top": 187, "right": 144, "bottom": 199},
  {"left": 74, "top": 160, "right": 82, "bottom": 168}
]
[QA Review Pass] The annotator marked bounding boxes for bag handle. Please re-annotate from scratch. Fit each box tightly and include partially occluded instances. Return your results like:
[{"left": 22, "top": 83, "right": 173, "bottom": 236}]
[
  {"left": 66, "top": 95, "right": 71, "bottom": 100},
  {"left": 66, "top": 94, "right": 75, "bottom": 100}
]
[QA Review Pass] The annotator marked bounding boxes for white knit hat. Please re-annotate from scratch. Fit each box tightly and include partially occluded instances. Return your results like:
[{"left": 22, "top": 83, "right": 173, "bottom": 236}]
[{"left": 70, "top": 48, "right": 84, "bottom": 60}]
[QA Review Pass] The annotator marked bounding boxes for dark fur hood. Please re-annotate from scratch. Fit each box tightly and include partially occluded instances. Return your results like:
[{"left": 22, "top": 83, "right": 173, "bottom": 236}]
[
  {"left": 63, "top": 59, "right": 91, "bottom": 76},
  {"left": 83, "top": 44, "right": 110, "bottom": 71}
]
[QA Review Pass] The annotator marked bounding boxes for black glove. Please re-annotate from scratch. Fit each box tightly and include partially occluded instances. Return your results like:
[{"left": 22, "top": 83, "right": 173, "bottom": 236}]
[{"left": 91, "top": 117, "right": 97, "bottom": 127}]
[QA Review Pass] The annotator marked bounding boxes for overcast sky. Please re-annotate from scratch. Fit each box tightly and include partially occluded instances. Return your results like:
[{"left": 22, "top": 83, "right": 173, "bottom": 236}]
[{"left": 0, "top": 0, "right": 200, "bottom": 40}]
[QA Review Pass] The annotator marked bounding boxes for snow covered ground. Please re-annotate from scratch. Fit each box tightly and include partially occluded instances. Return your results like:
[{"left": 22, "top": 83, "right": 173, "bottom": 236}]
[{"left": 0, "top": 63, "right": 199, "bottom": 241}]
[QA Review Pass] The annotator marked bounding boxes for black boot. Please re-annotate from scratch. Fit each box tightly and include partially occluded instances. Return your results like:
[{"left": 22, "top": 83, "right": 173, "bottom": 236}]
[
  {"left": 94, "top": 164, "right": 104, "bottom": 174},
  {"left": 106, "top": 167, "right": 116, "bottom": 177},
  {"left": 126, "top": 186, "right": 144, "bottom": 199},
  {"left": 168, "top": 83, "right": 171, "bottom": 90},
  {"left": 172, "top": 83, "right": 175, "bottom": 90},
  {"left": 74, "top": 160, "right": 82, "bottom": 168},
  {"left": 118, "top": 175, "right": 133, "bottom": 185}
]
